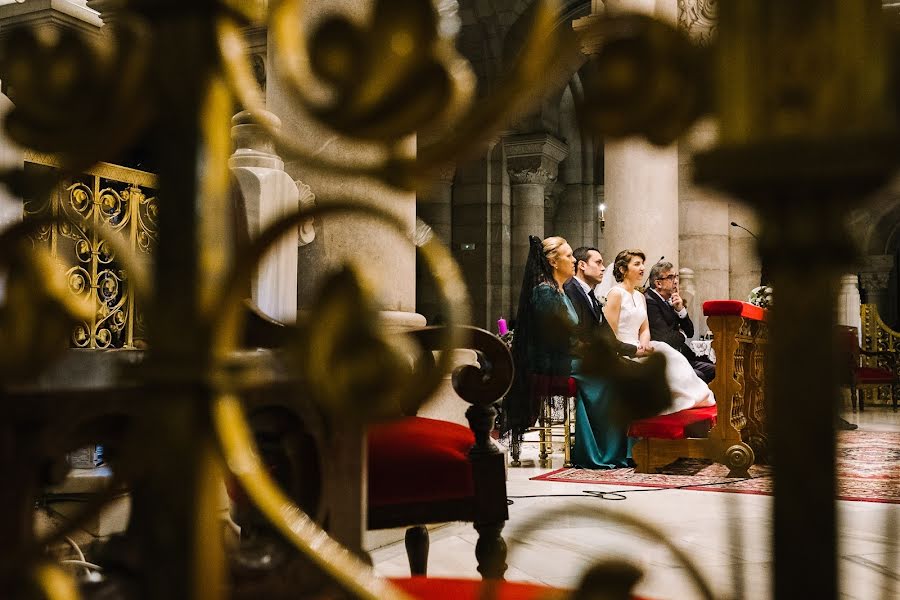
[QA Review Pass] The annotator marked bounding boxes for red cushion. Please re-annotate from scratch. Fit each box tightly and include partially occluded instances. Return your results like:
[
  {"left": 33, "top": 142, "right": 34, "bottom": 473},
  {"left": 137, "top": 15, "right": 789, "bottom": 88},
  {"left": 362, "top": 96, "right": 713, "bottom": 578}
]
[
  {"left": 390, "top": 577, "right": 564, "bottom": 600},
  {"left": 628, "top": 405, "right": 719, "bottom": 439},
  {"left": 702, "top": 300, "right": 766, "bottom": 321},
  {"left": 390, "top": 577, "right": 654, "bottom": 600},
  {"left": 856, "top": 366, "right": 896, "bottom": 384},
  {"left": 369, "top": 417, "right": 475, "bottom": 507}
]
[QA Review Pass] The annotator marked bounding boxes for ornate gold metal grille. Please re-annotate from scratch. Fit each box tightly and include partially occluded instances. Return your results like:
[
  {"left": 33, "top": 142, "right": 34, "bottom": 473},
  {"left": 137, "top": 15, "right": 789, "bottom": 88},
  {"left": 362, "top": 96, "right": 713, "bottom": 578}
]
[
  {"left": 22, "top": 151, "right": 157, "bottom": 349},
  {"left": 860, "top": 302, "right": 900, "bottom": 405}
]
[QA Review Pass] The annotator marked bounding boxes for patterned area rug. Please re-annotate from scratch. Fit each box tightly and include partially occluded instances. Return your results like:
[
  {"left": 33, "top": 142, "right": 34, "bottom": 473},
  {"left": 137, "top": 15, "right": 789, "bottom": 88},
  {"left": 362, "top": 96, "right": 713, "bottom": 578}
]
[{"left": 531, "top": 430, "right": 900, "bottom": 504}]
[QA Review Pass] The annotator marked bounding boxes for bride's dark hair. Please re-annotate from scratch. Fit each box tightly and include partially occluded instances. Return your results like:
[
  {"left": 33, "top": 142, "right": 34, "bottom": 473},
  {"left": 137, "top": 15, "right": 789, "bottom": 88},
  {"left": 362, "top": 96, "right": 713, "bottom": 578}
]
[{"left": 501, "top": 235, "right": 568, "bottom": 440}]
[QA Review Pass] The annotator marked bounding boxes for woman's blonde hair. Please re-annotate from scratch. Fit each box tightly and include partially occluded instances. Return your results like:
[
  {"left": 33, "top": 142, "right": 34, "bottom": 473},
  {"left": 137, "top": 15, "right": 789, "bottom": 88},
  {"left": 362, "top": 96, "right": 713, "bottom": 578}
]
[
  {"left": 613, "top": 249, "right": 646, "bottom": 282},
  {"left": 542, "top": 236, "right": 568, "bottom": 265}
]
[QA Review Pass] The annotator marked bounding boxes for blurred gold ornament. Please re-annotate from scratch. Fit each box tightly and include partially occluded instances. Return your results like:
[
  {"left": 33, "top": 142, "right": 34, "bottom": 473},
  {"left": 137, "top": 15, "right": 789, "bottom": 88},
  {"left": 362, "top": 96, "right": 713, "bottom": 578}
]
[{"left": 0, "top": 18, "right": 152, "bottom": 168}]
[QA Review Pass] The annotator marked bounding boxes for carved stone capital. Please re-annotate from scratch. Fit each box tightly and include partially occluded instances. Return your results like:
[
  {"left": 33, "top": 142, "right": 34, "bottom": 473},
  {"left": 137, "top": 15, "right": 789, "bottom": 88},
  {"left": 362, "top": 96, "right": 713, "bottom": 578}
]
[
  {"left": 508, "top": 167, "right": 556, "bottom": 186},
  {"left": 859, "top": 254, "right": 894, "bottom": 295},
  {"left": 859, "top": 271, "right": 892, "bottom": 294},
  {"left": 503, "top": 133, "right": 568, "bottom": 185},
  {"left": 678, "top": 0, "right": 717, "bottom": 45},
  {"left": 436, "top": 163, "right": 457, "bottom": 184}
]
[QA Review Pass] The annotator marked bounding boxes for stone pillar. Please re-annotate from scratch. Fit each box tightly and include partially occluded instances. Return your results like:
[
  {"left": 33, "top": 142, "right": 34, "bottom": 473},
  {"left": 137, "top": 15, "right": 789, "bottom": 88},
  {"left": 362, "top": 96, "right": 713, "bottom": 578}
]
[
  {"left": 575, "top": 1, "right": 680, "bottom": 267},
  {"left": 0, "top": 92, "right": 23, "bottom": 302},
  {"left": 553, "top": 85, "right": 598, "bottom": 251},
  {"left": 678, "top": 267, "right": 701, "bottom": 339},
  {"left": 728, "top": 202, "right": 762, "bottom": 299},
  {"left": 0, "top": 0, "right": 102, "bottom": 37},
  {"left": 418, "top": 165, "right": 454, "bottom": 246},
  {"left": 267, "top": 8, "right": 422, "bottom": 330},
  {"left": 229, "top": 110, "right": 304, "bottom": 323},
  {"left": 678, "top": 118, "right": 732, "bottom": 316},
  {"left": 603, "top": 139, "right": 678, "bottom": 265},
  {"left": 503, "top": 133, "right": 568, "bottom": 305},
  {"left": 836, "top": 274, "right": 862, "bottom": 406},
  {"left": 836, "top": 274, "right": 862, "bottom": 332},
  {"left": 416, "top": 165, "right": 455, "bottom": 324},
  {"left": 859, "top": 254, "right": 895, "bottom": 325},
  {"left": 452, "top": 143, "right": 510, "bottom": 328}
]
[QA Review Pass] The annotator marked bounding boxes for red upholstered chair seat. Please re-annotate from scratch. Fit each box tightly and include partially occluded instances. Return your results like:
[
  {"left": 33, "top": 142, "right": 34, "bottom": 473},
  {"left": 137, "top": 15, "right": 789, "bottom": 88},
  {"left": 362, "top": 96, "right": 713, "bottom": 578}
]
[
  {"left": 391, "top": 577, "right": 655, "bottom": 600},
  {"left": 627, "top": 405, "right": 719, "bottom": 439},
  {"left": 369, "top": 416, "right": 475, "bottom": 507},
  {"left": 391, "top": 577, "right": 564, "bottom": 600},
  {"left": 856, "top": 366, "right": 896, "bottom": 384}
]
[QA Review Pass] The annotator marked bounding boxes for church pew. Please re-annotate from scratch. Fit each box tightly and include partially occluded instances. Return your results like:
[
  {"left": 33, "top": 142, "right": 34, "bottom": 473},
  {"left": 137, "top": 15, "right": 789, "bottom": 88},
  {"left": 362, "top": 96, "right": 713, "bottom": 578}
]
[{"left": 630, "top": 301, "right": 767, "bottom": 478}]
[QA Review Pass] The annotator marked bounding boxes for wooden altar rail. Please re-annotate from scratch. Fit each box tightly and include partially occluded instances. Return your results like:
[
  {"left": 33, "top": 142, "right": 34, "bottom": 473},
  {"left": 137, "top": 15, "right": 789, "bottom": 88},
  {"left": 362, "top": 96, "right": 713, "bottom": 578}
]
[
  {"left": 860, "top": 303, "right": 900, "bottom": 409},
  {"left": 631, "top": 301, "right": 768, "bottom": 478}
]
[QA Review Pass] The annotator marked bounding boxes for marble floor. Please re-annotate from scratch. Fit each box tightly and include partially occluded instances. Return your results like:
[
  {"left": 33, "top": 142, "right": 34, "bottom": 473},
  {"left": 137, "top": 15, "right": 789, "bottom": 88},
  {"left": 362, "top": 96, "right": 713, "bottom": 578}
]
[{"left": 372, "top": 407, "right": 900, "bottom": 599}]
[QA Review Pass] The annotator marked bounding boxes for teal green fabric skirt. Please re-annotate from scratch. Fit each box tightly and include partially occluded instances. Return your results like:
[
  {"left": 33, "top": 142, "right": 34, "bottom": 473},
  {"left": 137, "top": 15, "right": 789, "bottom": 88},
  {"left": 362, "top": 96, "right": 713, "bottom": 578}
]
[{"left": 570, "top": 359, "right": 632, "bottom": 469}]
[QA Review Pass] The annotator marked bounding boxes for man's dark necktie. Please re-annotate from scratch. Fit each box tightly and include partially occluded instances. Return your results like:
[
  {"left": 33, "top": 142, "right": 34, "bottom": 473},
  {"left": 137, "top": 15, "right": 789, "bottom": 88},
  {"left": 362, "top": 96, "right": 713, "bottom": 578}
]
[{"left": 590, "top": 293, "right": 603, "bottom": 321}]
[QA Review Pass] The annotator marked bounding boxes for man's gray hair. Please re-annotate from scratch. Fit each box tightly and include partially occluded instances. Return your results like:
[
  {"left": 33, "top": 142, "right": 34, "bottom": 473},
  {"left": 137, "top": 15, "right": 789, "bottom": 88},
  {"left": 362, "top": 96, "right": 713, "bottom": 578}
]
[{"left": 648, "top": 260, "right": 674, "bottom": 288}]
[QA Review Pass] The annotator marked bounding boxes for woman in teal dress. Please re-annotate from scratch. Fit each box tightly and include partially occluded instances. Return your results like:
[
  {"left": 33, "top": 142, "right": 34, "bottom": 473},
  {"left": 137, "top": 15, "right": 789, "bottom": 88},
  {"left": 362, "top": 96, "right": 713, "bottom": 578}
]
[{"left": 502, "top": 235, "right": 629, "bottom": 468}]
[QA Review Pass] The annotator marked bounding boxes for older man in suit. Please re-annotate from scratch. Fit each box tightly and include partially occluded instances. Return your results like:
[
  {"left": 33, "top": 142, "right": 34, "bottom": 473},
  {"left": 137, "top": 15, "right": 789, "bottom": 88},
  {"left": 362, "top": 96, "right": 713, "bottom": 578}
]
[
  {"left": 645, "top": 261, "right": 716, "bottom": 383},
  {"left": 563, "top": 247, "right": 647, "bottom": 358}
]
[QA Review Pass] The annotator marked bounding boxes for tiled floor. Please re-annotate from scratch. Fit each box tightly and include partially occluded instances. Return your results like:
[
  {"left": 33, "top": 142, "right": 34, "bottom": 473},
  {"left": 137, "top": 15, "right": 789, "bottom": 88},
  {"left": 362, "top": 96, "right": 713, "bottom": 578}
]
[{"left": 372, "top": 407, "right": 900, "bottom": 599}]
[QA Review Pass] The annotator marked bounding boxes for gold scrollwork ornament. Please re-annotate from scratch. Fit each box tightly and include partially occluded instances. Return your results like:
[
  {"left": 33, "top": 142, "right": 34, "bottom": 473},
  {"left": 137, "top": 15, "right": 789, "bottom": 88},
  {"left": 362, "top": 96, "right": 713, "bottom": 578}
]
[{"left": 0, "top": 16, "right": 152, "bottom": 170}]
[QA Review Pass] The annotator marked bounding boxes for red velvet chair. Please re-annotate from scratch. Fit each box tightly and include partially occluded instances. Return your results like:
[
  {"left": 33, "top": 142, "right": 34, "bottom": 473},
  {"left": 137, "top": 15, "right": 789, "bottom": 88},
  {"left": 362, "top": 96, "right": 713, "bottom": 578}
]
[
  {"left": 368, "top": 326, "right": 513, "bottom": 578},
  {"left": 837, "top": 325, "right": 898, "bottom": 411},
  {"left": 233, "top": 320, "right": 513, "bottom": 580}
]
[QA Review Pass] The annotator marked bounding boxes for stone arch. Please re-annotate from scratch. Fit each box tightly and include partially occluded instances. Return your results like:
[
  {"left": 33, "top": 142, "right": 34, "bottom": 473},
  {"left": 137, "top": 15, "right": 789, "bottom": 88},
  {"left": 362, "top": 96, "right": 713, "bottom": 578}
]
[{"left": 851, "top": 188, "right": 900, "bottom": 326}]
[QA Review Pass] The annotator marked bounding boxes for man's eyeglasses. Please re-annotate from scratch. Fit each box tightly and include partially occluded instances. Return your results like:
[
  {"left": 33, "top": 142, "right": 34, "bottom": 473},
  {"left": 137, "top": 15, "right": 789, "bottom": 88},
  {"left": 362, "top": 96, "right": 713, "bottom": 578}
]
[{"left": 658, "top": 274, "right": 679, "bottom": 281}]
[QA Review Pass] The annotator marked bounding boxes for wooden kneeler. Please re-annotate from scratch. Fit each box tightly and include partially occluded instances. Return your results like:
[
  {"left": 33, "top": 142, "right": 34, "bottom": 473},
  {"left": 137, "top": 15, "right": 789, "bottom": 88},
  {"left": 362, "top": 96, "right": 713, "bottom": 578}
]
[{"left": 631, "top": 301, "right": 767, "bottom": 478}]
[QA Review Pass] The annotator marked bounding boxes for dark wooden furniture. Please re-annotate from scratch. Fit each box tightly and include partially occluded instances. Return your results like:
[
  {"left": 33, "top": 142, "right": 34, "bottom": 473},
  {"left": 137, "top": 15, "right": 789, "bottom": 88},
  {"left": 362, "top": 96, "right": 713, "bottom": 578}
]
[
  {"left": 837, "top": 324, "right": 898, "bottom": 412},
  {"left": 231, "top": 321, "right": 513, "bottom": 579}
]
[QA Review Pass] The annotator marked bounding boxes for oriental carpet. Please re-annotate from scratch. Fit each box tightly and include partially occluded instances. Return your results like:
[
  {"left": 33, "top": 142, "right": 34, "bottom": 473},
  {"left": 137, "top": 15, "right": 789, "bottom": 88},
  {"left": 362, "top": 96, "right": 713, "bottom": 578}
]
[{"left": 530, "top": 430, "right": 900, "bottom": 504}]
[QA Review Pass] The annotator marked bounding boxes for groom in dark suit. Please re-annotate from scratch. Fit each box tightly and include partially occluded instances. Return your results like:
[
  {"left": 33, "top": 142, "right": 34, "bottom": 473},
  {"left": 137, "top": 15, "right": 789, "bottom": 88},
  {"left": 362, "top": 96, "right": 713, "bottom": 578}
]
[
  {"left": 564, "top": 247, "right": 643, "bottom": 358},
  {"left": 645, "top": 261, "right": 716, "bottom": 383}
]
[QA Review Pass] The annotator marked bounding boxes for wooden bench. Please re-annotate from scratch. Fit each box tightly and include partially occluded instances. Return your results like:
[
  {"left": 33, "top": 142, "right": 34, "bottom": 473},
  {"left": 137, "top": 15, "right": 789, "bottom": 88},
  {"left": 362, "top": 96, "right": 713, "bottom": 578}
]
[{"left": 629, "top": 300, "right": 768, "bottom": 478}]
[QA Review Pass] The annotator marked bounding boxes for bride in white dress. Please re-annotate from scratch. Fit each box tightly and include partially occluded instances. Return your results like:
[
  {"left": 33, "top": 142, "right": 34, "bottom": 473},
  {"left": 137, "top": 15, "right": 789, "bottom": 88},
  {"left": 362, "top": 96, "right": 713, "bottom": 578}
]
[{"left": 599, "top": 249, "right": 715, "bottom": 415}]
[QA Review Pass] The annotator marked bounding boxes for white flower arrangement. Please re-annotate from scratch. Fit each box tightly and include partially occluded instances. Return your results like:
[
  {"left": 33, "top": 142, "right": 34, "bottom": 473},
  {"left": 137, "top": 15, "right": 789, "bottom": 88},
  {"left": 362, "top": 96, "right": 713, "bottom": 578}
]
[{"left": 749, "top": 285, "right": 774, "bottom": 308}]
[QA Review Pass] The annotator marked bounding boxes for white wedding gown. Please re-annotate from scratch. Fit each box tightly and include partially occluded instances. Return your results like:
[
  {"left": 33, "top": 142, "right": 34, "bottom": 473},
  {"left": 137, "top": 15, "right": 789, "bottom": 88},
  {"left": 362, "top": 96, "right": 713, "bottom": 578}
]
[{"left": 611, "top": 287, "right": 715, "bottom": 415}]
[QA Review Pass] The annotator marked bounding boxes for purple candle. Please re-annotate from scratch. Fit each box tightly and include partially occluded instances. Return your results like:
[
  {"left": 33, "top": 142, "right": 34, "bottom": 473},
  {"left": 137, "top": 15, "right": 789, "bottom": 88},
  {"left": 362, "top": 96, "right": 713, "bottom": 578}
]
[{"left": 497, "top": 318, "right": 508, "bottom": 336}]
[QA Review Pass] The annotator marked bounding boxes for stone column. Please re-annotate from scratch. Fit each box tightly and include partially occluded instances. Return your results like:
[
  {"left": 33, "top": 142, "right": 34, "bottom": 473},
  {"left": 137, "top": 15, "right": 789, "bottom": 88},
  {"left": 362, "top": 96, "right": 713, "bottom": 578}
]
[
  {"left": 678, "top": 118, "right": 732, "bottom": 315},
  {"left": 267, "top": 13, "right": 422, "bottom": 330},
  {"left": 452, "top": 143, "right": 510, "bottom": 328},
  {"left": 503, "top": 133, "right": 568, "bottom": 304},
  {"left": 264, "top": 1, "right": 427, "bottom": 557},
  {"left": 416, "top": 165, "right": 455, "bottom": 324},
  {"left": 0, "top": 92, "right": 23, "bottom": 302},
  {"left": 859, "top": 254, "right": 895, "bottom": 324},
  {"left": 728, "top": 202, "right": 762, "bottom": 299},
  {"left": 418, "top": 165, "right": 454, "bottom": 245},
  {"left": 678, "top": 267, "right": 701, "bottom": 339},
  {"left": 836, "top": 274, "right": 862, "bottom": 332},
  {"left": 229, "top": 110, "right": 304, "bottom": 323},
  {"left": 0, "top": 0, "right": 102, "bottom": 36},
  {"left": 575, "top": 0, "right": 680, "bottom": 267}
]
